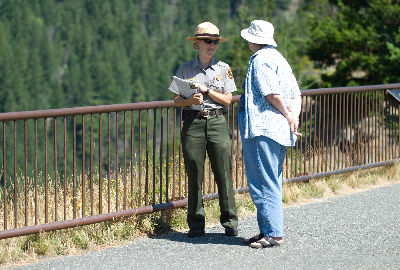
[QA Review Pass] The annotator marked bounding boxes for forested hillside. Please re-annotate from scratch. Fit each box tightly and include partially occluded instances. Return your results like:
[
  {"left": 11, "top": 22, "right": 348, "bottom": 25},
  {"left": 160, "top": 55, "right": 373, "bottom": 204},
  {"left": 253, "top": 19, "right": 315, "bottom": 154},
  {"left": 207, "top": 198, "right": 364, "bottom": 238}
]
[
  {"left": 0, "top": 0, "right": 399, "bottom": 113},
  {"left": 0, "top": 0, "right": 312, "bottom": 113}
]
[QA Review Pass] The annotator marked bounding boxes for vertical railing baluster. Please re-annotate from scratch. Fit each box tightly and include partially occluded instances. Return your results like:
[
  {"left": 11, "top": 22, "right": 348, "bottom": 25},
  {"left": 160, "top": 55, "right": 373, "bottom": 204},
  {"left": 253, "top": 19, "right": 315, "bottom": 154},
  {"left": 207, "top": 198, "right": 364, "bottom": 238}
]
[
  {"left": 3, "top": 122, "right": 7, "bottom": 230},
  {"left": 383, "top": 91, "right": 386, "bottom": 162},
  {"left": 350, "top": 93, "right": 354, "bottom": 166},
  {"left": 310, "top": 95, "right": 315, "bottom": 173},
  {"left": 334, "top": 94, "right": 338, "bottom": 171},
  {"left": 236, "top": 105, "right": 240, "bottom": 187},
  {"left": 73, "top": 116, "right": 77, "bottom": 219},
  {"left": 138, "top": 110, "right": 142, "bottom": 207},
  {"left": 152, "top": 109, "right": 156, "bottom": 205},
  {"left": 123, "top": 111, "right": 127, "bottom": 210},
  {"left": 99, "top": 114, "right": 103, "bottom": 214},
  {"left": 107, "top": 113, "right": 111, "bottom": 213},
  {"left": 330, "top": 94, "right": 335, "bottom": 171},
  {"left": 115, "top": 112, "right": 119, "bottom": 212},
  {"left": 13, "top": 121, "right": 17, "bottom": 228},
  {"left": 130, "top": 111, "right": 135, "bottom": 208},
  {"left": 303, "top": 96, "right": 307, "bottom": 175},
  {"left": 90, "top": 114, "right": 94, "bottom": 216},
  {"left": 378, "top": 91, "right": 382, "bottom": 162},
  {"left": 146, "top": 110, "right": 149, "bottom": 206},
  {"left": 44, "top": 119, "right": 48, "bottom": 224},
  {"left": 384, "top": 92, "right": 387, "bottom": 161},
  {"left": 299, "top": 96, "right": 304, "bottom": 176},
  {"left": 172, "top": 108, "right": 177, "bottom": 201},
  {"left": 34, "top": 120, "right": 38, "bottom": 225},
  {"left": 24, "top": 120, "right": 28, "bottom": 226},
  {"left": 82, "top": 115, "right": 85, "bottom": 218},
  {"left": 356, "top": 93, "right": 360, "bottom": 165},
  {"left": 367, "top": 92, "right": 371, "bottom": 164},
  {"left": 390, "top": 99, "right": 393, "bottom": 160},
  {"left": 322, "top": 95, "right": 326, "bottom": 172},
  {"left": 160, "top": 108, "right": 164, "bottom": 204},
  {"left": 374, "top": 91, "right": 377, "bottom": 163},
  {"left": 358, "top": 93, "right": 362, "bottom": 165},
  {"left": 345, "top": 94, "right": 349, "bottom": 168},
  {"left": 340, "top": 93, "right": 344, "bottom": 169},
  {"left": 179, "top": 112, "right": 182, "bottom": 200},
  {"left": 327, "top": 95, "right": 331, "bottom": 171},
  {"left": 63, "top": 117, "right": 67, "bottom": 220},
  {"left": 54, "top": 118, "right": 58, "bottom": 222},
  {"left": 166, "top": 108, "right": 170, "bottom": 203},
  {"left": 313, "top": 97, "right": 317, "bottom": 172},
  {"left": 363, "top": 93, "right": 367, "bottom": 164},
  {"left": 392, "top": 99, "right": 395, "bottom": 159},
  {"left": 319, "top": 95, "right": 322, "bottom": 172}
]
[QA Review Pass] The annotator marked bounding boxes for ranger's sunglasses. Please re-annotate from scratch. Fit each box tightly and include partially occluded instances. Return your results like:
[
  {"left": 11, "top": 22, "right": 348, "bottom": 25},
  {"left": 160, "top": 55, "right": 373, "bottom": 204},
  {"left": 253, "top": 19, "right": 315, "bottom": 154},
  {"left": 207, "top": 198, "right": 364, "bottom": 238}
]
[{"left": 202, "top": 39, "right": 220, "bottom": 44}]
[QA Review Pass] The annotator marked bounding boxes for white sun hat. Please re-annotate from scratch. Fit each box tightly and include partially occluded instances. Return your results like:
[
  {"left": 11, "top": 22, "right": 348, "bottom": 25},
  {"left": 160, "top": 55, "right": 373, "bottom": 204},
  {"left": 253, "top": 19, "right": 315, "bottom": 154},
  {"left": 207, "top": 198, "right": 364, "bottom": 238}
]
[{"left": 241, "top": 20, "right": 277, "bottom": 47}]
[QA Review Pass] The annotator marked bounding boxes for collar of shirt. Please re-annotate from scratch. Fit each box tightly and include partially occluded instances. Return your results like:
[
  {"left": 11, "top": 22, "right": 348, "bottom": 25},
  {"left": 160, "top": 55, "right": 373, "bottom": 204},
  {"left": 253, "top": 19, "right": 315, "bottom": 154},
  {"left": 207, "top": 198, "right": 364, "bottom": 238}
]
[
  {"left": 192, "top": 56, "right": 217, "bottom": 71},
  {"left": 249, "top": 45, "right": 276, "bottom": 62}
]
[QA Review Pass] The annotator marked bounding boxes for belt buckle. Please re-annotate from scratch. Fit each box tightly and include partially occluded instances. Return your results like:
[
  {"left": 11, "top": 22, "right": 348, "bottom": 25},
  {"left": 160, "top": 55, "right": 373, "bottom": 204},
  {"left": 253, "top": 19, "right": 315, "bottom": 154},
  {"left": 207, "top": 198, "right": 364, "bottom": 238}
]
[{"left": 200, "top": 110, "right": 209, "bottom": 118}]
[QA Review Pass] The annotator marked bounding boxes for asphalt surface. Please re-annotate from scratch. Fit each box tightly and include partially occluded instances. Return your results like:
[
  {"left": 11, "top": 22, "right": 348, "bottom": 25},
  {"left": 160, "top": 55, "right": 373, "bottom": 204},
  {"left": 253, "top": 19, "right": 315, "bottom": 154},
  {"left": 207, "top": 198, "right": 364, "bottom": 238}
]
[{"left": 9, "top": 183, "right": 400, "bottom": 270}]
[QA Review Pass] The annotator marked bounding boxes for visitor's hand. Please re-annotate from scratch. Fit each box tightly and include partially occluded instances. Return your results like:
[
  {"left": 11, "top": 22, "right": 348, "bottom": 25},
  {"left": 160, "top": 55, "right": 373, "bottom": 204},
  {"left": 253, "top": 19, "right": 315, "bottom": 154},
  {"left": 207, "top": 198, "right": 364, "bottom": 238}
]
[{"left": 286, "top": 112, "right": 302, "bottom": 137}]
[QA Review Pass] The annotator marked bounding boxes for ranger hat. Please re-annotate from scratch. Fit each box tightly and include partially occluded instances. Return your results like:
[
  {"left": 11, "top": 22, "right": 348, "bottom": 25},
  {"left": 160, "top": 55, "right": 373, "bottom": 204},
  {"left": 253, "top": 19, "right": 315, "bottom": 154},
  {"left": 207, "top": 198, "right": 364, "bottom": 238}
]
[{"left": 186, "top": 22, "right": 228, "bottom": 50}]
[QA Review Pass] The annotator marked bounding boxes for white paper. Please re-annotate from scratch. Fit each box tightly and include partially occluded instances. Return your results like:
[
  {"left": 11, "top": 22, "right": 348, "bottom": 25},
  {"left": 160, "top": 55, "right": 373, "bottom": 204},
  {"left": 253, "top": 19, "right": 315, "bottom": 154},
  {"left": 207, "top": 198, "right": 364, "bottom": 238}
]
[{"left": 172, "top": 76, "right": 204, "bottom": 110}]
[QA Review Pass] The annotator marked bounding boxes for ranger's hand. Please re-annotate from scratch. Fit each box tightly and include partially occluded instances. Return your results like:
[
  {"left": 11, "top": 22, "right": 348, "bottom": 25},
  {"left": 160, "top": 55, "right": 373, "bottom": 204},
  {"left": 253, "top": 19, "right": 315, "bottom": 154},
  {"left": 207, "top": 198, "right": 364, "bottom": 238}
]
[
  {"left": 193, "top": 83, "right": 208, "bottom": 94},
  {"left": 189, "top": 93, "right": 203, "bottom": 105}
]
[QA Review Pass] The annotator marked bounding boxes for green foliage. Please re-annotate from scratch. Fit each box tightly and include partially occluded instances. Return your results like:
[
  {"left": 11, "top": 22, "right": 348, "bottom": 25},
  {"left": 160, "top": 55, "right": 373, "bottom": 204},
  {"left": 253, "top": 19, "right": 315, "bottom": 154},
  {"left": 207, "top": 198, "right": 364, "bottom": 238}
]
[{"left": 304, "top": 0, "right": 400, "bottom": 87}]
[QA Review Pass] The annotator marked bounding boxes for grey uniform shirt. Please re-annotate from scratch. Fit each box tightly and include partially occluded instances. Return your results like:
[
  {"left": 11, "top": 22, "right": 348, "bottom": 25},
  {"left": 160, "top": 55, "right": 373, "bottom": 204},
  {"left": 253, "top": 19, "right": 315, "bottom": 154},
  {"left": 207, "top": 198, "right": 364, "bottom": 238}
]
[{"left": 169, "top": 56, "right": 237, "bottom": 110}]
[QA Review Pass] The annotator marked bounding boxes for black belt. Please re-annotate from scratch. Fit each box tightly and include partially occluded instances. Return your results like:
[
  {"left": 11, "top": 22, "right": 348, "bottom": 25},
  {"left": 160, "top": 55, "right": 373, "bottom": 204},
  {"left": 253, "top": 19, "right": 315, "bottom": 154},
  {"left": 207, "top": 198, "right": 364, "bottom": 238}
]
[{"left": 185, "top": 109, "right": 224, "bottom": 118}]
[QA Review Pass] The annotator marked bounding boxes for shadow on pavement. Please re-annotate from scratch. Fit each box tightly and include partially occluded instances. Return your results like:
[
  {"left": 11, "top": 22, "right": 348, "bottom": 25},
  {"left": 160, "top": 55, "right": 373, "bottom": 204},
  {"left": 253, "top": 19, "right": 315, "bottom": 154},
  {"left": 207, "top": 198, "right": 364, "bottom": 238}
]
[{"left": 151, "top": 230, "right": 246, "bottom": 246}]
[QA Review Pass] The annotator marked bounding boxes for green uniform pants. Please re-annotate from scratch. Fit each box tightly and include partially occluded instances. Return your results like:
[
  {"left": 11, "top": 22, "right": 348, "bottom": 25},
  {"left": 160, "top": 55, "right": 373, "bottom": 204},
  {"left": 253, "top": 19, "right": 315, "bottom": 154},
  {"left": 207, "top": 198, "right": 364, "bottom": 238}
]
[{"left": 181, "top": 113, "right": 238, "bottom": 229}]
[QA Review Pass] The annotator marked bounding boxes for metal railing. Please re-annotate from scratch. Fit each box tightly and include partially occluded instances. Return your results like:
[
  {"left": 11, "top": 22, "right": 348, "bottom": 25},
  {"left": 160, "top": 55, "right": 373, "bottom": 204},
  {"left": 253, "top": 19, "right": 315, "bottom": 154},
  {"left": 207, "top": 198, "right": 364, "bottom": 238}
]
[{"left": 1, "top": 83, "right": 400, "bottom": 239}]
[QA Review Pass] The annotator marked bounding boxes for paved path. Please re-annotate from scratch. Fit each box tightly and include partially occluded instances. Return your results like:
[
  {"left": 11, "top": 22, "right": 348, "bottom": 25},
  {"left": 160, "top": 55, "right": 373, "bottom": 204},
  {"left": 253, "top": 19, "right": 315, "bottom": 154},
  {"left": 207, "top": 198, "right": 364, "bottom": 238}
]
[{"left": 10, "top": 183, "right": 400, "bottom": 270}]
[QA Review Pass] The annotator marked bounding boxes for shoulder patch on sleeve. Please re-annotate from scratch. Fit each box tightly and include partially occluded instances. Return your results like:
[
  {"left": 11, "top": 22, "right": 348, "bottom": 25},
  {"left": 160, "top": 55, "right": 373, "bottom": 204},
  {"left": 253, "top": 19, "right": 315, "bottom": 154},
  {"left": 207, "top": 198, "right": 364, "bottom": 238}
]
[{"left": 227, "top": 68, "right": 234, "bottom": 79}]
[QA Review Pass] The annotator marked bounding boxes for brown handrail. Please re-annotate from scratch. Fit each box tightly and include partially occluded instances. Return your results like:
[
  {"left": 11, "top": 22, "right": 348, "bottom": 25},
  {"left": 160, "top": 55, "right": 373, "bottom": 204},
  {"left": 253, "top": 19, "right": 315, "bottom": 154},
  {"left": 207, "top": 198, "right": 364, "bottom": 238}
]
[{"left": 0, "top": 83, "right": 399, "bottom": 240}]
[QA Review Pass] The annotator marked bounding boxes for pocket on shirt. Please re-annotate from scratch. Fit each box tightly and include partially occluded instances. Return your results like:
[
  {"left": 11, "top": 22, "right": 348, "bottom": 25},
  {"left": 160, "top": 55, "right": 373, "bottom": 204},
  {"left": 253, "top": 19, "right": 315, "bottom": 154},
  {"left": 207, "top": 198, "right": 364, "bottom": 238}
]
[{"left": 209, "top": 82, "right": 224, "bottom": 93}]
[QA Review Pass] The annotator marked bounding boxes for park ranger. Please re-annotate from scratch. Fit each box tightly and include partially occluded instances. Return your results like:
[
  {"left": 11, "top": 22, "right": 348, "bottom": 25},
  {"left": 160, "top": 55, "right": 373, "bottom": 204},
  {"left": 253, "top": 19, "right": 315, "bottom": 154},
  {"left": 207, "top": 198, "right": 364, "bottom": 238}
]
[{"left": 168, "top": 22, "right": 238, "bottom": 238}]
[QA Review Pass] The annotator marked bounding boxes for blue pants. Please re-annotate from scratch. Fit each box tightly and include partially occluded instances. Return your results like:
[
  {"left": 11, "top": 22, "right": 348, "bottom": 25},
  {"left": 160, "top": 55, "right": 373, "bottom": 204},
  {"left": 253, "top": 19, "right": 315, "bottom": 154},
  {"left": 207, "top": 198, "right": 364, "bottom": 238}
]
[{"left": 239, "top": 112, "right": 286, "bottom": 237}]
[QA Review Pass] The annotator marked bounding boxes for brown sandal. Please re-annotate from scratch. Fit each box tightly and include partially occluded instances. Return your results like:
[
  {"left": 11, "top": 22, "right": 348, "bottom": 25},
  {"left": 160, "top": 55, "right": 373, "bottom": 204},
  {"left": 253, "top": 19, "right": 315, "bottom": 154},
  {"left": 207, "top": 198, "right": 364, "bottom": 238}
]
[
  {"left": 243, "top": 233, "right": 264, "bottom": 245},
  {"left": 250, "top": 237, "right": 282, "bottom": 248}
]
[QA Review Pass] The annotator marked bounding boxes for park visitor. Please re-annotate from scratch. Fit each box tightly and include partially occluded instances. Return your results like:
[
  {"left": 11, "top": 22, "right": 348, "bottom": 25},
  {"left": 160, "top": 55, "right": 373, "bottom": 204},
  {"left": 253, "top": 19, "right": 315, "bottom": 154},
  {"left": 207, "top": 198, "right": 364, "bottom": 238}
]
[{"left": 238, "top": 20, "right": 302, "bottom": 248}]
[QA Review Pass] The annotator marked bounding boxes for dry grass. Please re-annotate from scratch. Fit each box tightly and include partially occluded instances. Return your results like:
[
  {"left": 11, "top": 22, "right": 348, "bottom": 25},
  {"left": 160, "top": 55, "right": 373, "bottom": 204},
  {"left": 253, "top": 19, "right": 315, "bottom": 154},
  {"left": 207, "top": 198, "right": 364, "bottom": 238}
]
[
  {"left": 1, "top": 162, "right": 400, "bottom": 268},
  {"left": 282, "top": 162, "right": 400, "bottom": 206}
]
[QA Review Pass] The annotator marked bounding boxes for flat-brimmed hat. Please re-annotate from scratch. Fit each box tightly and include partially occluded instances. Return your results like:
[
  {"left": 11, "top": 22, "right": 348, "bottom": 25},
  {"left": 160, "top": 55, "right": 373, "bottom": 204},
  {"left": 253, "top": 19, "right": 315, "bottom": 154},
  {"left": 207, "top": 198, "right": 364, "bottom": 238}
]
[
  {"left": 241, "top": 20, "right": 277, "bottom": 47},
  {"left": 186, "top": 22, "right": 228, "bottom": 50}
]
